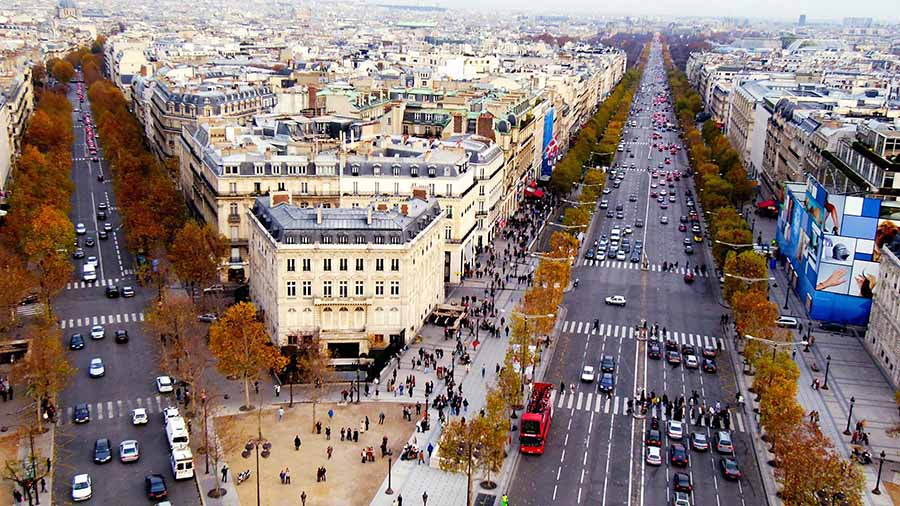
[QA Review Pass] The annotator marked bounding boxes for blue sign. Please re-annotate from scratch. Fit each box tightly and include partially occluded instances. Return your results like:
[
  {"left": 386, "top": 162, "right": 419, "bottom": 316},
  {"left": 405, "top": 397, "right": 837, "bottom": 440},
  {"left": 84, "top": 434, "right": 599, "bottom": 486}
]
[{"left": 541, "top": 107, "right": 556, "bottom": 177}]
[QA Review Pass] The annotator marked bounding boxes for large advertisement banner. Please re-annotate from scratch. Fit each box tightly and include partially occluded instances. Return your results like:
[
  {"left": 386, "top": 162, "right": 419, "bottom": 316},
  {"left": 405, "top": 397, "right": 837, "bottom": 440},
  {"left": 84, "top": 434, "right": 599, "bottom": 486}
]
[{"left": 541, "top": 107, "right": 556, "bottom": 177}]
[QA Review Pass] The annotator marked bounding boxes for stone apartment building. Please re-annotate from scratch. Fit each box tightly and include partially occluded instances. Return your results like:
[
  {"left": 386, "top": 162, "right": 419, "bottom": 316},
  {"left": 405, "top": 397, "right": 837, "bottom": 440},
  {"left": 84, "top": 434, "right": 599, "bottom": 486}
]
[
  {"left": 866, "top": 241, "right": 900, "bottom": 388},
  {"left": 247, "top": 193, "right": 445, "bottom": 359}
]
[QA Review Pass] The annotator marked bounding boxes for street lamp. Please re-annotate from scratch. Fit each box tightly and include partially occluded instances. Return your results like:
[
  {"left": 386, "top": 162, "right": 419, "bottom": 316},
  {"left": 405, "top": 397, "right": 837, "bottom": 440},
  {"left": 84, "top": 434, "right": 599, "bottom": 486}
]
[
  {"left": 714, "top": 240, "right": 755, "bottom": 249},
  {"left": 822, "top": 355, "right": 832, "bottom": 390},
  {"left": 744, "top": 334, "right": 808, "bottom": 361},
  {"left": 724, "top": 272, "right": 775, "bottom": 283},
  {"left": 501, "top": 310, "right": 555, "bottom": 424},
  {"left": 843, "top": 396, "right": 855, "bottom": 436},
  {"left": 385, "top": 457, "right": 395, "bottom": 495},
  {"left": 873, "top": 450, "right": 887, "bottom": 495}
]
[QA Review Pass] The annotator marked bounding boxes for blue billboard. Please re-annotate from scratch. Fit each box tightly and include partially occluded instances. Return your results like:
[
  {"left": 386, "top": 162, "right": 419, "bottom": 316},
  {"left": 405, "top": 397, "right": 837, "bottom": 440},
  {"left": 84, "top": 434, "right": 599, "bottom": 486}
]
[
  {"left": 775, "top": 175, "right": 898, "bottom": 326},
  {"left": 541, "top": 107, "right": 556, "bottom": 177}
]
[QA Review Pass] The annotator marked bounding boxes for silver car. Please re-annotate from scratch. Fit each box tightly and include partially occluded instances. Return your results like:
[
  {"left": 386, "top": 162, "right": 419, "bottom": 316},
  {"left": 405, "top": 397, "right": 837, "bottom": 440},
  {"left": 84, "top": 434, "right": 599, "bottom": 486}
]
[
  {"left": 90, "top": 325, "right": 105, "bottom": 339},
  {"left": 119, "top": 440, "right": 140, "bottom": 463}
]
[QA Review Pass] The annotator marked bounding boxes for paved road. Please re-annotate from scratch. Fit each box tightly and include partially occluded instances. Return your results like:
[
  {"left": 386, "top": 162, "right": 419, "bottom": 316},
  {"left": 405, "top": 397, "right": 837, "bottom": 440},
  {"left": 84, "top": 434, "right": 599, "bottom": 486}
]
[
  {"left": 51, "top": 77, "right": 200, "bottom": 506},
  {"left": 509, "top": 41, "right": 766, "bottom": 506}
]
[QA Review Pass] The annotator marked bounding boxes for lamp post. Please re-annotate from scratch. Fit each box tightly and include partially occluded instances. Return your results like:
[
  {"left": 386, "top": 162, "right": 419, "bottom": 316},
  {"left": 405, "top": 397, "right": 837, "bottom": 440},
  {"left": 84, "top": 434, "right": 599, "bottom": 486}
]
[
  {"left": 873, "top": 450, "right": 887, "bottom": 495},
  {"left": 202, "top": 391, "right": 230, "bottom": 474},
  {"left": 843, "top": 396, "right": 855, "bottom": 436},
  {"left": 783, "top": 279, "right": 790, "bottom": 310},
  {"left": 385, "top": 457, "right": 394, "bottom": 495},
  {"left": 822, "top": 355, "right": 832, "bottom": 390}
]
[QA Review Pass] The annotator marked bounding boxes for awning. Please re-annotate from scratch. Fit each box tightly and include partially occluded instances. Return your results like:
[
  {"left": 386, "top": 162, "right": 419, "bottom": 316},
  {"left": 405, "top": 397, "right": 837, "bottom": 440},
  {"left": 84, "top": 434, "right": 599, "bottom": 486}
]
[{"left": 524, "top": 186, "right": 545, "bottom": 199}]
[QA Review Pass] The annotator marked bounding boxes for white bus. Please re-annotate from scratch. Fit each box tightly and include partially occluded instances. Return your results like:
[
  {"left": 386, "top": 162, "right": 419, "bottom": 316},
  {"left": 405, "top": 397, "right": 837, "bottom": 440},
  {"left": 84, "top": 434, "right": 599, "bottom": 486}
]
[{"left": 170, "top": 447, "right": 194, "bottom": 480}]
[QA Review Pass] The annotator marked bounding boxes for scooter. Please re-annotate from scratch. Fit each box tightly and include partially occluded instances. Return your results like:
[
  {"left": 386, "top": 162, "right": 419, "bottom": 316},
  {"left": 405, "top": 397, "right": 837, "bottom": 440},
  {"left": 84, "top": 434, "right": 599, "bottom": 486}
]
[
  {"left": 573, "top": 279, "right": 580, "bottom": 289},
  {"left": 236, "top": 469, "right": 252, "bottom": 485}
]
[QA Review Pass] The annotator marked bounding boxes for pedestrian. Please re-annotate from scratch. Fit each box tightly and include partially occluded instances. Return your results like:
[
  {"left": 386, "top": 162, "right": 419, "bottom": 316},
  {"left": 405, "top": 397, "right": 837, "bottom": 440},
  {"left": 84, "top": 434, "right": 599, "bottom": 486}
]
[
  {"left": 13, "top": 489, "right": 21, "bottom": 504},
  {"left": 254, "top": 381, "right": 259, "bottom": 394},
  {"left": 379, "top": 412, "right": 385, "bottom": 424},
  {"left": 325, "top": 426, "right": 331, "bottom": 440},
  {"left": 327, "top": 445, "right": 333, "bottom": 459},
  {"left": 294, "top": 435, "right": 302, "bottom": 451},
  {"left": 353, "top": 429, "right": 359, "bottom": 443},
  {"left": 45, "top": 457, "right": 51, "bottom": 473},
  {"left": 423, "top": 491, "right": 429, "bottom": 505},
  {"left": 275, "top": 384, "right": 281, "bottom": 397},
  {"left": 278, "top": 407, "right": 284, "bottom": 422},
  {"left": 482, "top": 366, "right": 486, "bottom": 378},
  {"left": 40, "top": 477, "right": 46, "bottom": 493},
  {"left": 418, "top": 450, "right": 425, "bottom": 465},
  {"left": 280, "top": 469, "right": 286, "bottom": 484},
  {"left": 341, "top": 428, "right": 346, "bottom": 441},
  {"left": 285, "top": 467, "right": 291, "bottom": 484},
  {"left": 301, "top": 490, "right": 308, "bottom": 506},
  {"left": 221, "top": 463, "right": 229, "bottom": 483},
  {"left": 365, "top": 416, "right": 370, "bottom": 431},
  {"left": 398, "top": 494, "right": 403, "bottom": 506}
]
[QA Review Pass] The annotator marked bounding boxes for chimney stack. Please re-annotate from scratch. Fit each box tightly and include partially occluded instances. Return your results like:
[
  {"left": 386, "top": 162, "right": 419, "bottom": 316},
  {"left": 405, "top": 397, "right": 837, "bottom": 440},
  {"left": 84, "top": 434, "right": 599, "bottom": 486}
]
[
  {"left": 270, "top": 191, "right": 291, "bottom": 207},
  {"left": 367, "top": 206, "right": 373, "bottom": 225},
  {"left": 400, "top": 204, "right": 408, "bottom": 216},
  {"left": 316, "top": 206, "right": 323, "bottom": 225},
  {"left": 412, "top": 188, "right": 427, "bottom": 200}
]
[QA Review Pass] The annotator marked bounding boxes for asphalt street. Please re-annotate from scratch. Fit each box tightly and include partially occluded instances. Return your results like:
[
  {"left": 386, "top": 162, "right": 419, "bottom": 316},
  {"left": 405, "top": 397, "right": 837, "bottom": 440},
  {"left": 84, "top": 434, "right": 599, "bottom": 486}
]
[
  {"left": 51, "top": 76, "right": 200, "bottom": 505},
  {"left": 509, "top": 41, "right": 766, "bottom": 506}
]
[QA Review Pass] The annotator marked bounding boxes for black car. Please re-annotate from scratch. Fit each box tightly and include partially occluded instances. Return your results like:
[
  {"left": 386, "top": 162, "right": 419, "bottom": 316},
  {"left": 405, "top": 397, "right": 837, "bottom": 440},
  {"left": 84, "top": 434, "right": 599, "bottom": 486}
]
[
  {"left": 97, "top": 203, "right": 108, "bottom": 212},
  {"left": 84, "top": 237, "right": 95, "bottom": 247},
  {"left": 72, "top": 248, "right": 85, "bottom": 259},
  {"left": 585, "top": 249, "right": 595, "bottom": 260},
  {"left": 114, "top": 329, "right": 129, "bottom": 343},
  {"left": 105, "top": 286, "right": 119, "bottom": 298},
  {"left": 646, "top": 429, "right": 662, "bottom": 447},
  {"left": 606, "top": 210, "right": 615, "bottom": 218},
  {"left": 615, "top": 203, "right": 624, "bottom": 211},
  {"left": 96, "top": 210, "right": 106, "bottom": 221},
  {"left": 702, "top": 358, "right": 717, "bottom": 373},
  {"left": 69, "top": 333, "right": 85, "bottom": 350},
  {"left": 720, "top": 457, "right": 742, "bottom": 480},
  {"left": 669, "top": 444, "right": 689, "bottom": 467},
  {"left": 73, "top": 403, "right": 90, "bottom": 424},
  {"left": 684, "top": 244, "right": 694, "bottom": 254},
  {"left": 673, "top": 472, "right": 692, "bottom": 492},
  {"left": 98, "top": 230, "right": 108, "bottom": 240},
  {"left": 819, "top": 322, "right": 847, "bottom": 333},
  {"left": 616, "top": 212, "right": 625, "bottom": 219},
  {"left": 145, "top": 474, "right": 168, "bottom": 500},
  {"left": 634, "top": 219, "right": 644, "bottom": 228},
  {"left": 600, "top": 355, "right": 615, "bottom": 373},
  {"left": 665, "top": 338, "right": 679, "bottom": 351},
  {"left": 681, "top": 344, "right": 696, "bottom": 356},
  {"left": 93, "top": 438, "right": 112, "bottom": 464},
  {"left": 648, "top": 341, "right": 662, "bottom": 359}
]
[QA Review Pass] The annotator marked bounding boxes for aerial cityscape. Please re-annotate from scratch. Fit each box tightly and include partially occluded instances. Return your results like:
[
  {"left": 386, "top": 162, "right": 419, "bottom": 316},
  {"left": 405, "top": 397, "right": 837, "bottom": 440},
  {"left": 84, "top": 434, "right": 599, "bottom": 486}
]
[{"left": 0, "top": 1, "right": 898, "bottom": 505}]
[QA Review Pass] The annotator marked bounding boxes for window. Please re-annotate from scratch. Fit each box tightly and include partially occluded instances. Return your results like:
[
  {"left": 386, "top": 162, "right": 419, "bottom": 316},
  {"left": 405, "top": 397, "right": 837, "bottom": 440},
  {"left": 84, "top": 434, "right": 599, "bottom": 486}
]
[
  {"left": 391, "top": 259, "right": 400, "bottom": 271},
  {"left": 376, "top": 259, "right": 384, "bottom": 271},
  {"left": 352, "top": 182, "right": 358, "bottom": 195},
  {"left": 322, "top": 235, "right": 332, "bottom": 244},
  {"left": 355, "top": 258, "right": 364, "bottom": 271},
  {"left": 351, "top": 164, "right": 359, "bottom": 176},
  {"left": 410, "top": 166, "right": 419, "bottom": 177},
  {"left": 375, "top": 281, "right": 384, "bottom": 296},
  {"left": 287, "top": 259, "right": 296, "bottom": 272},
  {"left": 355, "top": 281, "right": 364, "bottom": 296},
  {"left": 445, "top": 184, "right": 452, "bottom": 196},
  {"left": 446, "top": 206, "right": 453, "bottom": 218},
  {"left": 301, "top": 235, "right": 310, "bottom": 244},
  {"left": 323, "top": 259, "right": 332, "bottom": 271},
  {"left": 300, "top": 182, "right": 308, "bottom": 193},
  {"left": 255, "top": 164, "right": 265, "bottom": 175},
  {"left": 323, "top": 281, "right": 332, "bottom": 297},
  {"left": 254, "top": 182, "right": 261, "bottom": 194},
  {"left": 392, "top": 166, "right": 400, "bottom": 177},
  {"left": 338, "top": 235, "right": 349, "bottom": 244},
  {"left": 302, "top": 281, "right": 312, "bottom": 297},
  {"left": 375, "top": 236, "right": 384, "bottom": 245},
  {"left": 428, "top": 166, "right": 436, "bottom": 177},
  {"left": 339, "top": 281, "right": 348, "bottom": 298},
  {"left": 339, "top": 258, "right": 348, "bottom": 271},
  {"left": 429, "top": 184, "right": 435, "bottom": 195},
  {"left": 286, "top": 281, "right": 297, "bottom": 298},
  {"left": 445, "top": 226, "right": 452, "bottom": 240},
  {"left": 373, "top": 165, "right": 381, "bottom": 176},
  {"left": 390, "top": 236, "right": 401, "bottom": 245},
  {"left": 230, "top": 203, "right": 239, "bottom": 215},
  {"left": 277, "top": 182, "right": 286, "bottom": 191},
  {"left": 374, "top": 182, "right": 380, "bottom": 195},
  {"left": 273, "top": 164, "right": 281, "bottom": 175},
  {"left": 302, "top": 258, "right": 311, "bottom": 272},
  {"left": 229, "top": 182, "right": 237, "bottom": 194},
  {"left": 355, "top": 235, "right": 365, "bottom": 244},
  {"left": 390, "top": 281, "right": 400, "bottom": 296}
]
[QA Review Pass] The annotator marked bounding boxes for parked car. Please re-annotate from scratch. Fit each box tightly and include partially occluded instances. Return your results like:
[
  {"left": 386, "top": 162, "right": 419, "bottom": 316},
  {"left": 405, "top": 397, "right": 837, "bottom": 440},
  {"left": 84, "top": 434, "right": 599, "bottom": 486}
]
[
  {"left": 156, "top": 376, "right": 174, "bottom": 393},
  {"left": 71, "top": 474, "right": 92, "bottom": 502}
]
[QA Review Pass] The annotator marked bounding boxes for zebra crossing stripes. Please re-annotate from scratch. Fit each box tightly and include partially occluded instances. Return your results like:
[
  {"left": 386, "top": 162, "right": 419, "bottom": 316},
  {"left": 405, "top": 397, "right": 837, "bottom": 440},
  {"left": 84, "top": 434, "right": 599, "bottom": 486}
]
[
  {"left": 66, "top": 277, "right": 126, "bottom": 290},
  {"left": 59, "top": 312, "right": 145, "bottom": 329},
  {"left": 560, "top": 321, "right": 724, "bottom": 349},
  {"left": 579, "top": 258, "right": 710, "bottom": 277},
  {"left": 550, "top": 391, "right": 747, "bottom": 433},
  {"left": 16, "top": 303, "right": 45, "bottom": 317},
  {"left": 61, "top": 395, "right": 168, "bottom": 425}
]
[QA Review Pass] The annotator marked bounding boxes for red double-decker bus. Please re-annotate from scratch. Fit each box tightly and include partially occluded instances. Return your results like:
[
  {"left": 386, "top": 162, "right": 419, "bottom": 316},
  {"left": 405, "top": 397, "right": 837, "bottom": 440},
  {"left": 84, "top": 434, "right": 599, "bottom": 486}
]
[{"left": 520, "top": 382, "right": 553, "bottom": 454}]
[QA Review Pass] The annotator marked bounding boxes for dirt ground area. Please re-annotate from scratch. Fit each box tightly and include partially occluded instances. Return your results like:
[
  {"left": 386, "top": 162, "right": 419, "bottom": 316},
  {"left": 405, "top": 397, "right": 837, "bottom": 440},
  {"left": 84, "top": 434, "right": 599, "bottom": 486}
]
[
  {"left": 219, "top": 402, "right": 416, "bottom": 506},
  {"left": 0, "top": 432, "right": 20, "bottom": 498}
]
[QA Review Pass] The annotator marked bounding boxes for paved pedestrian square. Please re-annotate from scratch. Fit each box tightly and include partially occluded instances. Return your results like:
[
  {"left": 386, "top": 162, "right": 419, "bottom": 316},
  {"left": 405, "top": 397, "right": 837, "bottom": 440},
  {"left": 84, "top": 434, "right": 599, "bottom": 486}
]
[{"left": 218, "top": 402, "right": 415, "bottom": 506}]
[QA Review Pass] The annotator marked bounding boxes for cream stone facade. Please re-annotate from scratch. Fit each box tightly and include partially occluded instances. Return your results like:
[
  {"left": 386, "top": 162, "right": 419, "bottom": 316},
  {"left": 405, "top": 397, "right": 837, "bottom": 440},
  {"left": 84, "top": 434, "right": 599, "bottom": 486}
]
[
  {"left": 866, "top": 244, "right": 900, "bottom": 388},
  {"left": 247, "top": 193, "right": 444, "bottom": 358}
]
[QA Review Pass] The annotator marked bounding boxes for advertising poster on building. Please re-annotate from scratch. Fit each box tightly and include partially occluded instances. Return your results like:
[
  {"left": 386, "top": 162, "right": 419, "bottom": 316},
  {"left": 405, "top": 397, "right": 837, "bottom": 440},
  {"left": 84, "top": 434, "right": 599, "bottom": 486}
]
[{"left": 540, "top": 107, "right": 556, "bottom": 177}]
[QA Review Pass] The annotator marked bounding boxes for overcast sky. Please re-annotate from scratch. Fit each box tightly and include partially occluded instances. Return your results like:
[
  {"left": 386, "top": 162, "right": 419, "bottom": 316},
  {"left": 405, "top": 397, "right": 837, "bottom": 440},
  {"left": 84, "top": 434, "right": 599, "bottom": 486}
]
[{"left": 440, "top": 0, "right": 897, "bottom": 22}]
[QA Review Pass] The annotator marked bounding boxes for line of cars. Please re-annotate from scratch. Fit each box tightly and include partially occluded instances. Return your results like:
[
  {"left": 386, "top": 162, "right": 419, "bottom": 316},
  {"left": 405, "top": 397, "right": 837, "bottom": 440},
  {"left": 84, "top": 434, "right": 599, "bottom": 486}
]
[
  {"left": 646, "top": 336, "right": 718, "bottom": 374},
  {"left": 580, "top": 354, "right": 617, "bottom": 393}
]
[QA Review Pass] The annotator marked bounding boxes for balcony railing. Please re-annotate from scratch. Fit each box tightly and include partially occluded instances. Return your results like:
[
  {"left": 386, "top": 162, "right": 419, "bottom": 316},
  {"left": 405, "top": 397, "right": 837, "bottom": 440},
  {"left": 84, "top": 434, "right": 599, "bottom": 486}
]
[{"left": 227, "top": 214, "right": 241, "bottom": 224}]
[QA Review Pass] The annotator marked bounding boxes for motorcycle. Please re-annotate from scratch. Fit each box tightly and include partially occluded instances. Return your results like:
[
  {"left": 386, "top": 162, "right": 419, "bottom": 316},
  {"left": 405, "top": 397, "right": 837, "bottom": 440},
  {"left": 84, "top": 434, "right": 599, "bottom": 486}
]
[
  {"left": 236, "top": 469, "right": 252, "bottom": 485},
  {"left": 573, "top": 279, "right": 580, "bottom": 289}
]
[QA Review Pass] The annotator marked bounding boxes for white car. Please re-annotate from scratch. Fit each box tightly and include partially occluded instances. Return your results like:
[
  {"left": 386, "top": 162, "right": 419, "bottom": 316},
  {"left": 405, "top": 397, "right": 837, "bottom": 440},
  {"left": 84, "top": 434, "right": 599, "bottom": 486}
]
[
  {"left": 775, "top": 316, "right": 799, "bottom": 328},
  {"left": 162, "top": 406, "right": 180, "bottom": 425},
  {"left": 673, "top": 491, "right": 691, "bottom": 506},
  {"left": 86, "top": 256, "right": 98, "bottom": 267},
  {"left": 616, "top": 250, "right": 627, "bottom": 261},
  {"left": 119, "top": 440, "right": 140, "bottom": 463},
  {"left": 581, "top": 365, "right": 596, "bottom": 383},
  {"left": 75, "top": 223, "right": 87, "bottom": 235},
  {"left": 667, "top": 420, "right": 684, "bottom": 440},
  {"left": 156, "top": 376, "right": 174, "bottom": 393},
  {"left": 623, "top": 226, "right": 633, "bottom": 235},
  {"left": 646, "top": 446, "right": 662, "bottom": 466},
  {"left": 684, "top": 355, "right": 699, "bottom": 369},
  {"left": 132, "top": 408, "right": 148, "bottom": 425},
  {"left": 72, "top": 473, "right": 92, "bottom": 501},
  {"left": 88, "top": 358, "right": 105, "bottom": 378},
  {"left": 605, "top": 295, "right": 627, "bottom": 306},
  {"left": 89, "top": 325, "right": 104, "bottom": 339}
]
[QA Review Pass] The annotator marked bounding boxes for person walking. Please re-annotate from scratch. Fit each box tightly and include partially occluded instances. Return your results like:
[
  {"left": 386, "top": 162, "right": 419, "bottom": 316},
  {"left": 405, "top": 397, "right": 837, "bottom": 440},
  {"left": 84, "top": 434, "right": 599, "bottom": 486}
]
[
  {"left": 221, "top": 463, "right": 229, "bottom": 483},
  {"left": 294, "top": 435, "right": 302, "bottom": 451},
  {"left": 301, "top": 490, "right": 308, "bottom": 506},
  {"left": 278, "top": 407, "right": 285, "bottom": 422},
  {"left": 274, "top": 384, "right": 281, "bottom": 397},
  {"left": 423, "top": 491, "right": 429, "bottom": 505}
]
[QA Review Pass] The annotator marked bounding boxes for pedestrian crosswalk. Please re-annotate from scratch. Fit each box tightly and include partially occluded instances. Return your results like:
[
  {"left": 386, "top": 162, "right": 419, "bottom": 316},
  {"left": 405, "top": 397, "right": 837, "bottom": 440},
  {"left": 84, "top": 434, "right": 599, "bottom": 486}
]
[
  {"left": 66, "top": 277, "right": 128, "bottom": 290},
  {"left": 16, "top": 303, "right": 45, "bottom": 317},
  {"left": 60, "top": 395, "right": 170, "bottom": 425},
  {"left": 548, "top": 390, "right": 746, "bottom": 433},
  {"left": 59, "top": 312, "right": 145, "bottom": 329},
  {"left": 578, "top": 258, "right": 709, "bottom": 277},
  {"left": 560, "top": 320, "right": 723, "bottom": 349}
]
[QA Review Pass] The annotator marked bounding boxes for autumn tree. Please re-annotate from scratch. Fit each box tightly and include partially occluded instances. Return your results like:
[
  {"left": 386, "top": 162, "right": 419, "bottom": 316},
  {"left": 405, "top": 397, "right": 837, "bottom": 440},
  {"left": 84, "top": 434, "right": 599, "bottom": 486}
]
[
  {"left": 208, "top": 302, "right": 287, "bottom": 409},
  {"left": 731, "top": 290, "right": 778, "bottom": 344},
  {"left": 497, "top": 351, "right": 523, "bottom": 410},
  {"left": 14, "top": 320, "right": 75, "bottom": 432},
  {"left": 752, "top": 352, "right": 799, "bottom": 403},
  {"left": 475, "top": 388, "right": 510, "bottom": 488},
  {"left": 758, "top": 380, "right": 803, "bottom": 453},
  {"left": 775, "top": 422, "right": 865, "bottom": 506},
  {"left": 2, "top": 423, "right": 53, "bottom": 504},
  {"left": 723, "top": 250, "right": 768, "bottom": 304},
  {"left": 0, "top": 245, "right": 33, "bottom": 327},
  {"left": 49, "top": 60, "right": 74, "bottom": 84},
  {"left": 206, "top": 413, "right": 246, "bottom": 498},
  {"left": 168, "top": 221, "right": 228, "bottom": 291},
  {"left": 291, "top": 337, "right": 333, "bottom": 431},
  {"left": 146, "top": 297, "right": 211, "bottom": 415},
  {"left": 21, "top": 205, "right": 74, "bottom": 309}
]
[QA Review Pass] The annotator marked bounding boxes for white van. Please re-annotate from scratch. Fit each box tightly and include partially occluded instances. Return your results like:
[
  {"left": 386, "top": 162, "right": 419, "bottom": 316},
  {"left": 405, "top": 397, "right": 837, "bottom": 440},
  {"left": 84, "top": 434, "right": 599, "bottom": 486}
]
[
  {"left": 165, "top": 417, "right": 189, "bottom": 450},
  {"left": 82, "top": 264, "right": 96, "bottom": 282},
  {"left": 170, "top": 447, "right": 194, "bottom": 480}
]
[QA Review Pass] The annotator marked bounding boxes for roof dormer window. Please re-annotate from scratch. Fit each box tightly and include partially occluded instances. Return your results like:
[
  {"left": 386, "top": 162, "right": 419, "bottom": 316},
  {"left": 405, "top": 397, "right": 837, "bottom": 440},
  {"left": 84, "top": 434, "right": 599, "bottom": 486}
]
[
  {"left": 410, "top": 166, "right": 419, "bottom": 177},
  {"left": 254, "top": 163, "right": 265, "bottom": 175},
  {"left": 392, "top": 165, "right": 400, "bottom": 177},
  {"left": 373, "top": 164, "right": 381, "bottom": 176},
  {"left": 428, "top": 166, "right": 436, "bottom": 178},
  {"left": 351, "top": 164, "right": 360, "bottom": 176}
]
